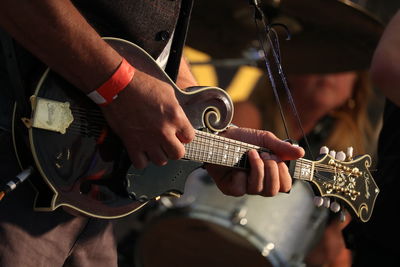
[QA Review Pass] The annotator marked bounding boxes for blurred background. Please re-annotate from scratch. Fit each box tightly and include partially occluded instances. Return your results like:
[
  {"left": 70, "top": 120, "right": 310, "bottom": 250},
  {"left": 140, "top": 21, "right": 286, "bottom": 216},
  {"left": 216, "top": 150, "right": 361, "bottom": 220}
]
[{"left": 115, "top": 1, "right": 400, "bottom": 267}]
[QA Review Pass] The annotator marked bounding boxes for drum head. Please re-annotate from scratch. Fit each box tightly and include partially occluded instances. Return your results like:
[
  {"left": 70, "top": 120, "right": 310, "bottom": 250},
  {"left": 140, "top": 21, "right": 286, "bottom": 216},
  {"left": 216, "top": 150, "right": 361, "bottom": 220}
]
[
  {"left": 135, "top": 216, "right": 272, "bottom": 267},
  {"left": 134, "top": 169, "right": 328, "bottom": 267}
]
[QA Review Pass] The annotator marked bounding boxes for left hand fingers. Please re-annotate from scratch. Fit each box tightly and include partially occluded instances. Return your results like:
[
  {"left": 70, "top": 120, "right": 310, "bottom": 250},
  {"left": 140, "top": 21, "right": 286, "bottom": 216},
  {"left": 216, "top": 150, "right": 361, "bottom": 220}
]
[
  {"left": 247, "top": 151, "right": 292, "bottom": 196},
  {"left": 214, "top": 169, "right": 247, "bottom": 197},
  {"left": 259, "top": 152, "right": 280, "bottom": 196},
  {"left": 207, "top": 149, "right": 293, "bottom": 197},
  {"left": 277, "top": 161, "right": 292, "bottom": 193},
  {"left": 246, "top": 149, "right": 264, "bottom": 194}
]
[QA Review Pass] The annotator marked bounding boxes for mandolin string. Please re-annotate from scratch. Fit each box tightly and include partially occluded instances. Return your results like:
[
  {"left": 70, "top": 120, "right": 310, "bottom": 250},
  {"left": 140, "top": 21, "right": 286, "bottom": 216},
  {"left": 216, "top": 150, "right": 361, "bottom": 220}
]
[
  {"left": 68, "top": 122, "right": 104, "bottom": 132},
  {"left": 69, "top": 123, "right": 104, "bottom": 133},
  {"left": 191, "top": 131, "right": 263, "bottom": 151},
  {"left": 67, "top": 123, "right": 349, "bottom": 174},
  {"left": 64, "top": 125, "right": 256, "bottom": 167},
  {"left": 188, "top": 138, "right": 260, "bottom": 153},
  {"left": 187, "top": 140, "right": 326, "bottom": 171},
  {"left": 66, "top": 115, "right": 350, "bottom": 174},
  {"left": 194, "top": 130, "right": 271, "bottom": 152},
  {"left": 72, "top": 107, "right": 102, "bottom": 114},
  {"left": 72, "top": 106, "right": 104, "bottom": 116},
  {"left": 63, "top": 134, "right": 344, "bottom": 178},
  {"left": 74, "top": 115, "right": 107, "bottom": 125},
  {"left": 186, "top": 140, "right": 263, "bottom": 162},
  {"left": 184, "top": 143, "right": 253, "bottom": 168},
  {"left": 184, "top": 144, "right": 249, "bottom": 162},
  {"left": 186, "top": 143, "right": 258, "bottom": 158},
  {"left": 297, "top": 158, "right": 353, "bottom": 171},
  {"left": 69, "top": 111, "right": 107, "bottom": 128},
  {"left": 72, "top": 113, "right": 107, "bottom": 125},
  {"left": 68, "top": 125, "right": 104, "bottom": 137},
  {"left": 72, "top": 115, "right": 105, "bottom": 125},
  {"left": 314, "top": 163, "right": 350, "bottom": 171},
  {"left": 313, "top": 174, "right": 348, "bottom": 185},
  {"left": 313, "top": 174, "right": 336, "bottom": 184},
  {"left": 70, "top": 108, "right": 270, "bottom": 155},
  {"left": 192, "top": 134, "right": 344, "bottom": 174}
]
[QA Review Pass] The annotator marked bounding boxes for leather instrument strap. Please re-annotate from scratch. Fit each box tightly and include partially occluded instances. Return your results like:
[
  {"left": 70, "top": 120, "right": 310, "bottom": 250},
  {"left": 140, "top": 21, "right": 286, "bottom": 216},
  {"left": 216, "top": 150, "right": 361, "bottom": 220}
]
[{"left": 0, "top": 28, "right": 28, "bottom": 116}]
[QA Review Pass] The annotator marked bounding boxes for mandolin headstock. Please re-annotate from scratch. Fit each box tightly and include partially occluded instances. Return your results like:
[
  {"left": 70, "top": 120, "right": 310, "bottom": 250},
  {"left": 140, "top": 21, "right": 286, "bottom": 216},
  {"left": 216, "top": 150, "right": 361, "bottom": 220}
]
[{"left": 291, "top": 153, "right": 379, "bottom": 222}]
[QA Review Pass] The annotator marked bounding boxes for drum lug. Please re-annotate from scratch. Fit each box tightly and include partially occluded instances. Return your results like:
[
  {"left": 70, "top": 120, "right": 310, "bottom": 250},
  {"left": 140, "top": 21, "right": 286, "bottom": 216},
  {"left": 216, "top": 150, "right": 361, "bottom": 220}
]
[
  {"left": 261, "top": 243, "right": 276, "bottom": 257},
  {"left": 230, "top": 205, "right": 248, "bottom": 225}
]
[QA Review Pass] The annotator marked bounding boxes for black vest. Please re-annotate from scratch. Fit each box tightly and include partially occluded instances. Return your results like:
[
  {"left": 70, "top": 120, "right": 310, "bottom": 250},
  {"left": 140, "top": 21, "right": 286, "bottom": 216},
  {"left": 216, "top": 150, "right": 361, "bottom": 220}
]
[
  {"left": 72, "top": 0, "right": 182, "bottom": 59},
  {"left": 72, "top": 0, "right": 193, "bottom": 79}
]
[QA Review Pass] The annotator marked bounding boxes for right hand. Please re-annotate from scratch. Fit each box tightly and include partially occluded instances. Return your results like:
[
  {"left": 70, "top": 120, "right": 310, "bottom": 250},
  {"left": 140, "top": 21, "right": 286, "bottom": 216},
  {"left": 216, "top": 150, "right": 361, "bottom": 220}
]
[{"left": 100, "top": 69, "right": 195, "bottom": 169}]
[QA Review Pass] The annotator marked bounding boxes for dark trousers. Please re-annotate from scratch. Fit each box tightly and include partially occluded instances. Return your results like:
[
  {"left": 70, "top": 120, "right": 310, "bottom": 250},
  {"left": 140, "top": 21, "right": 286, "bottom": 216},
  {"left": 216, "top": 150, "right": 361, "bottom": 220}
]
[
  {"left": 0, "top": 130, "right": 117, "bottom": 267},
  {"left": 352, "top": 245, "right": 398, "bottom": 267}
]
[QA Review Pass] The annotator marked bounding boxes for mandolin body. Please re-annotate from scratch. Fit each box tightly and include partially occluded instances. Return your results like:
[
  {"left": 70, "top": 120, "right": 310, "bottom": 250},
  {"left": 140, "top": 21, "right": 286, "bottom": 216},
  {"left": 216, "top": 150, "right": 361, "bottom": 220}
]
[
  {"left": 12, "top": 38, "right": 233, "bottom": 219},
  {"left": 12, "top": 38, "right": 378, "bottom": 222}
]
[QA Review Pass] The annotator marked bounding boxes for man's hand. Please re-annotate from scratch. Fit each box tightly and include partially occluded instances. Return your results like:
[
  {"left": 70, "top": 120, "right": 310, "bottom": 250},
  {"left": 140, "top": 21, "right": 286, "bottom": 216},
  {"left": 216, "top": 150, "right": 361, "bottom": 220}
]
[
  {"left": 205, "top": 127, "right": 305, "bottom": 197},
  {"left": 101, "top": 68, "right": 195, "bottom": 169}
]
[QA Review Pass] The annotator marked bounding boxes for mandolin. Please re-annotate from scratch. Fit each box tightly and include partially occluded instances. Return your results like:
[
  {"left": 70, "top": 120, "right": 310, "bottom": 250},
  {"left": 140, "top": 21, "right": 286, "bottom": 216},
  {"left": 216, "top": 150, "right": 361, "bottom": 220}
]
[{"left": 12, "top": 37, "right": 379, "bottom": 222}]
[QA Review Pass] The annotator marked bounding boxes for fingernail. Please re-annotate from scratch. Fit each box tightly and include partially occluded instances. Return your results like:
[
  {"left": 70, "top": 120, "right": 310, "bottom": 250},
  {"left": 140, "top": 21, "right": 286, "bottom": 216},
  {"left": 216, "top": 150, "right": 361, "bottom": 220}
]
[
  {"left": 270, "top": 154, "right": 281, "bottom": 162},
  {"left": 260, "top": 152, "right": 271, "bottom": 160}
]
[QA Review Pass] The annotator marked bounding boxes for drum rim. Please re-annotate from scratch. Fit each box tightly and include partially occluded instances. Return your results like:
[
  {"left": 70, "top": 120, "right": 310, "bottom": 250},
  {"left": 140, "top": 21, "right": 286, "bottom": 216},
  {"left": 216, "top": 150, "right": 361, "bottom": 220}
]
[{"left": 134, "top": 208, "right": 299, "bottom": 267}]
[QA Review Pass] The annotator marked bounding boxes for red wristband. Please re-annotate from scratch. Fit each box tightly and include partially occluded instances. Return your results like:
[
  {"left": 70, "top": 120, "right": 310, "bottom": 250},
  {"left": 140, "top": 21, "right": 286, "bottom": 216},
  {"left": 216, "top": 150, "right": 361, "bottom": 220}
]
[{"left": 87, "top": 58, "right": 135, "bottom": 106}]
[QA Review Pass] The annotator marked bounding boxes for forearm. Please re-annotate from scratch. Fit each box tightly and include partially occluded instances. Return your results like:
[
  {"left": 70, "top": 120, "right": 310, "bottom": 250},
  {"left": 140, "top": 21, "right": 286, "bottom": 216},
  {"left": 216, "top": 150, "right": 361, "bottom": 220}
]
[
  {"left": 370, "top": 11, "right": 400, "bottom": 106},
  {"left": 175, "top": 57, "right": 198, "bottom": 89},
  {"left": 0, "top": 0, "right": 121, "bottom": 93}
]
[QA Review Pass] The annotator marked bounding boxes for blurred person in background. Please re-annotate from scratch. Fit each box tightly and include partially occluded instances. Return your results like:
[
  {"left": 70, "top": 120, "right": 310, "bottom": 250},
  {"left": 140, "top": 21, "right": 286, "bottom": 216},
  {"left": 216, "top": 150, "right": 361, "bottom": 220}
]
[{"left": 233, "top": 69, "right": 376, "bottom": 267}]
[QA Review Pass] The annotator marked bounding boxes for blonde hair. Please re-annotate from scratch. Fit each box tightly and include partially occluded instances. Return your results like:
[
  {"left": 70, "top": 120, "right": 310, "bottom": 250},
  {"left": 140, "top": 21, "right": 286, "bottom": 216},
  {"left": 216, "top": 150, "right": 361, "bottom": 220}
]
[
  {"left": 326, "top": 71, "right": 374, "bottom": 154},
  {"left": 248, "top": 71, "right": 374, "bottom": 155}
]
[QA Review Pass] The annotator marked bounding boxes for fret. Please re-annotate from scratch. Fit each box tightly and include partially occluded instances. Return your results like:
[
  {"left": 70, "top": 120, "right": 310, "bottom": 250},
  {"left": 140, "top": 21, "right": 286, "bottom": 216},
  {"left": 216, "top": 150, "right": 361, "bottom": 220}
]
[
  {"left": 201, "top": 133, "right": 206, "bottom": 163},
  {"left": 222, "top": 143, "right": 228, "bottom": 164},
  {"left": 189, "top": 139, "right": 194, "bottom": 160},
  {"left": 217, "top": 135, "right": 223, "bottom": 166},
  {"left": 225, "top": 137, "right": 233, "bottom": 167},
  {"left": 211, "top": 137, "right": 218, "bottom": 165},
  {"left": 184, "top": 130, "right": 266, "bottom": 169},
  {"left": 233, "top": 144, "right": 240, "bottom": 167},
  {"left": 192, "top": 137, "right": 195, "bottom": 160},
  {"left": 195, "top": 140, "right": 201, "bottom": 161},
  {"left": 229, "top": 143, "right": 236, "bottom": 167},
  {"left": 207, "top": 137, "right": 213, "bottom": 161},
  {"left": 197, "top": 135, "right": 203, "bottom": 161}
]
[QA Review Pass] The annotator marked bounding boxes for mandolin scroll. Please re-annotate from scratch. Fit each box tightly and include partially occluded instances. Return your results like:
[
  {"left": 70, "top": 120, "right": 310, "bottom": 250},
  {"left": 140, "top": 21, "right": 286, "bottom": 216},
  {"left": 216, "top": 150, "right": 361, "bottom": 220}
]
[{"left": 177, "top": 85, "right": 234, "bottom": 132}]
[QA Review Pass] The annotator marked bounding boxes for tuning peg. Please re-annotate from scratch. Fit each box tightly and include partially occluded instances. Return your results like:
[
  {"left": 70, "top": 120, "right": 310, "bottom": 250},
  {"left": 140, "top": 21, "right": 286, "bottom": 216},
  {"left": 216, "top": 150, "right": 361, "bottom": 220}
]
[
  {"left": 329, "top": 150, "right": 336, "bottom": 158},
  {"left": 346, "top": 147, "right": 354, "bottom": 160},
  {"left": 330, "top": 202, "right": 341, "bottom": 213},
  {"left": 336, "top": 151, "right": 346, "bottom": 161},
  {"left": 313, "top": 196, "right": 324, "bottom": 207},
  {"left": 323, "top": 197, "right": 331, "bottom": 209},
  {"left": 320, "top": 146, "right": 329, "bottom": 155}
]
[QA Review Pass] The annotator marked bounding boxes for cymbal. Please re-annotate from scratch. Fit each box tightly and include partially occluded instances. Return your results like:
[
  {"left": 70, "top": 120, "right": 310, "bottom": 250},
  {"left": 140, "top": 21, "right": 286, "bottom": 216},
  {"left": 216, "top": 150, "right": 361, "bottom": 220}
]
[{"left": 186, "top": 0, "right": 392, "bottom": 74}]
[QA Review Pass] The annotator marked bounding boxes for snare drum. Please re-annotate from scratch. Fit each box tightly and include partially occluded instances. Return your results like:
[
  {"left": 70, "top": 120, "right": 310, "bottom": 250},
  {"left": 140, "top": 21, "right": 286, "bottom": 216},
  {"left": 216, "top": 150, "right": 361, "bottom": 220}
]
[{"left": 135, "top": 169, "right": 328, "bottom": 267}]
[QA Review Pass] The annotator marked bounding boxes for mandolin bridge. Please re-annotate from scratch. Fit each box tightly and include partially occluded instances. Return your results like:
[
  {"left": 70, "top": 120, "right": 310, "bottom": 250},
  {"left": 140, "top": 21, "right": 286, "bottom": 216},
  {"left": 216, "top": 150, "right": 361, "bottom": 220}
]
[{"left": 26, "top": 96, "right": 74, "bottom": 134}]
